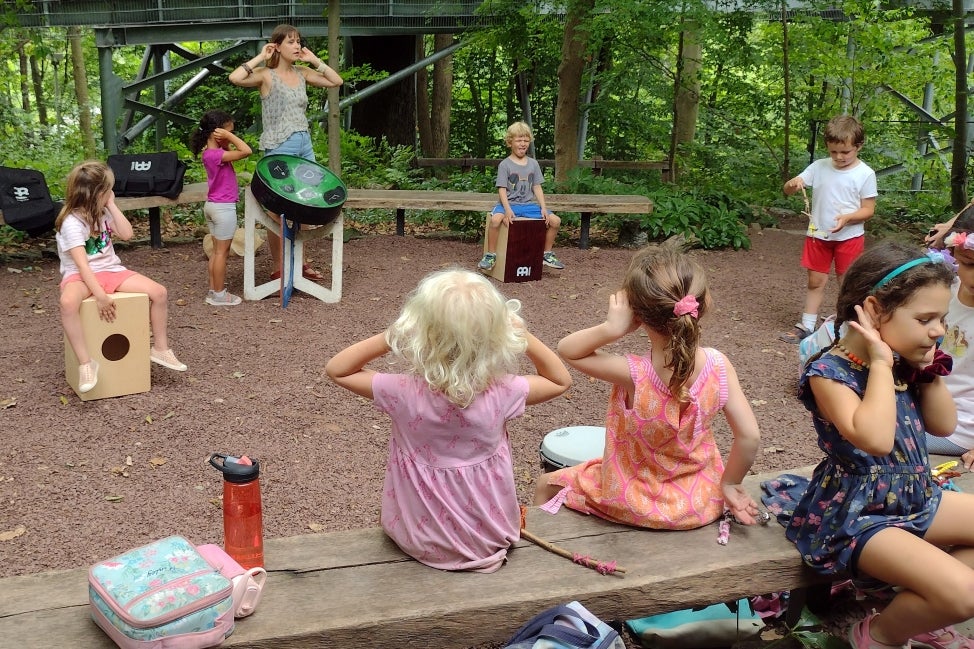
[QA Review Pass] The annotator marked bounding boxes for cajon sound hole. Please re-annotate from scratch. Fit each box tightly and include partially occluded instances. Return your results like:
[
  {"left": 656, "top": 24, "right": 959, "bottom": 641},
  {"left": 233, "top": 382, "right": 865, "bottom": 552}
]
[{"left": 102, "top": 333, "right": 130, "bottom": 362}]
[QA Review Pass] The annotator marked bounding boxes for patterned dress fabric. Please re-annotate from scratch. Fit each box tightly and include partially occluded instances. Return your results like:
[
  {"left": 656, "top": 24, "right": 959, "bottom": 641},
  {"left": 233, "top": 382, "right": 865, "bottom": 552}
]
[
  {"left": 551, "top": 348, "right": 730, "bottom": 530},
  {"left": 372, "top": 373, "right": 529, "bottom": 573},
  {"left": 784, "top": 353, "right": 941, "bottom": 576}
]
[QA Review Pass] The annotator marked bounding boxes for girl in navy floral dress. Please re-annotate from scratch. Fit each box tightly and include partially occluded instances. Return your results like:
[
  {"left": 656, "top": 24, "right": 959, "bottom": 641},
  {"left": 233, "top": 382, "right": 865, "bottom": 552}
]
[{"left": 789, "top": 241, "right": 974, "bottom": 649}]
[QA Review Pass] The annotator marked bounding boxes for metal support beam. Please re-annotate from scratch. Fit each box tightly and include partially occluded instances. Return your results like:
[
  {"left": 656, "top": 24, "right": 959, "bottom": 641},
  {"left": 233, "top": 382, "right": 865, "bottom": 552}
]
[{"left": 332, "top": 39, "right": 465, "bottom": 113}]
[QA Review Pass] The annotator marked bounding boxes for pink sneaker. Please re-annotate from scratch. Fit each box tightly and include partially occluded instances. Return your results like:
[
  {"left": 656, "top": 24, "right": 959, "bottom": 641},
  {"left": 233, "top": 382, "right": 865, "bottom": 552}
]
[
  {"left": 913, "top": 627, "right": 974, "bottom": 649},
  {"left": 849, "top": 613, "right": 909, "bottom": 649},
  {"left": 150, "top": 348, "right": 187, "bottom": 372},
  {"left": 78, "top": 360, "right": 99, "bottom": 393}
]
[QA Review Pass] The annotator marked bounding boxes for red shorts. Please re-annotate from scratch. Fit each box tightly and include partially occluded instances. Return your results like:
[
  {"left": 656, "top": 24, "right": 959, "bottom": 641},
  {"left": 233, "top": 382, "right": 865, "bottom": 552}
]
[
  {"left": 60, "top": 269, "right": 137, "bottom": 293},
  {"left": 801, "top": 236, "right": 864, "bottom": 275}
]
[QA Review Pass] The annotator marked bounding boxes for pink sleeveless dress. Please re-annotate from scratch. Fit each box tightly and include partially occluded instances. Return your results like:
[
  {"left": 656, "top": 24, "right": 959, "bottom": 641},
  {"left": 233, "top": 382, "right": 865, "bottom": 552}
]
[{"left": 550, "top": 348, "right": 729, "bottom": 530}]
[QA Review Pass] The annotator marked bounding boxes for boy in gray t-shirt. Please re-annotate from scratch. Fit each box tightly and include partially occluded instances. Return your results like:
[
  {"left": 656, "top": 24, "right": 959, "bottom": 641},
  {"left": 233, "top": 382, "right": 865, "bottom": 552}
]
[{"left": 478, "top": 121, "right": 564, "bottom": 272}]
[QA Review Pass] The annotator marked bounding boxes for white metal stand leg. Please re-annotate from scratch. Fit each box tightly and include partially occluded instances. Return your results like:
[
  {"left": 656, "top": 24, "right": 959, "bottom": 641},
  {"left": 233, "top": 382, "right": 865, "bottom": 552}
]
[{"left": 243, "top": 187, "right": 343, "bottom": 304}]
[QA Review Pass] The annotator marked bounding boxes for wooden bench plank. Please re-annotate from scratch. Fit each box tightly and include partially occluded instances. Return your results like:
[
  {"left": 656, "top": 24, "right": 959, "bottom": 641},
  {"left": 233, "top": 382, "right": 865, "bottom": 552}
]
[
  {"left": 415, "top": 157, "right": 670, "bottom": 173},
  {"left": 1, "top": 466, "right": 831, "bottom": 649},
  {"left": 113, "top": 187, "right": 651, "bottom": 251},
  {"left": 343, "top": 189, "right": 649, "bottom": 213},
  {"left": 12, "top": 463, "right": 965, "bottom": 648},
  {"left": 343, "top": 189, "right": 652, "bottom": 249}
]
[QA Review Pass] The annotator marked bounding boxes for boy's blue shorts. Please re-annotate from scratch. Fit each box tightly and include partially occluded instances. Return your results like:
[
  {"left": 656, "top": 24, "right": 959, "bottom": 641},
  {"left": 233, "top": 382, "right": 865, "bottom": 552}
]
[{"left": 491, "top": 203, "right": 546, "bottom": 218}]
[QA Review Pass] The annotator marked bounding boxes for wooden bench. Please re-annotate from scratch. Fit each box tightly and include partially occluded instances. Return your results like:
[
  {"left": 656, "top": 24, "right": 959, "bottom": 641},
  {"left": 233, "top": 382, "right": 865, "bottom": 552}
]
[
  {"left": 414, "top": 156, "right": 670, "bottom": 176},
  {"left": 114, "top": 185, "right": 652, "bottom": 251},
  {"left": 8, "top": 462, "right": 928, "bottom": 648},
  {"left": 343, "top": 189, "right": 653, "bottom": 249},
  {"left": 114, "top": 182, "right": 210, "bottom": 249}
]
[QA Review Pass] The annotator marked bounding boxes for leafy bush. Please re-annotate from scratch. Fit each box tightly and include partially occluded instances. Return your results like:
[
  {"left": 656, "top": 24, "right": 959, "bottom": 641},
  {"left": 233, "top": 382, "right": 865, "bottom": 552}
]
[
  {"left": 0, "top": 225, "right": 28, "bottom": 247},
  {"left": 615, "top": 187, "right": 750, "bottom": 250},
  {"left": 335, "top": 132, "right": 423, "bottom": 190}
]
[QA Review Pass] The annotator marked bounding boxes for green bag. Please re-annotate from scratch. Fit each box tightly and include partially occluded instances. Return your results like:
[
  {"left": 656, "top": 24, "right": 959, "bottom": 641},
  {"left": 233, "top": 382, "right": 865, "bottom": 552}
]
[{"left": 625, "top": 598, "right": 764, "bottom": 649}]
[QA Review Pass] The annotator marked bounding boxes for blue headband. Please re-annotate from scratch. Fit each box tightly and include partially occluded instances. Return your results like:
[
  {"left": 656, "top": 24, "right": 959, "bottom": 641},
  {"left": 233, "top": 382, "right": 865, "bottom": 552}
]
[{"left": 870, "top": 251, "right": 951, "bottom": 294}]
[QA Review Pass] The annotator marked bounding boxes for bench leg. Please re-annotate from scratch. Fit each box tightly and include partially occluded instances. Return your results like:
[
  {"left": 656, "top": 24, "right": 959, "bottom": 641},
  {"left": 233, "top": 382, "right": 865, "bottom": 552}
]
[
  {"left": 396, "top": 208, "right": 405, "bottom": 236},
  {"left": 579, "top": 211, "right": 592, "bottom": 250},
  {"left": 149, "top": 207, "right": 163, "bottom": 249}
]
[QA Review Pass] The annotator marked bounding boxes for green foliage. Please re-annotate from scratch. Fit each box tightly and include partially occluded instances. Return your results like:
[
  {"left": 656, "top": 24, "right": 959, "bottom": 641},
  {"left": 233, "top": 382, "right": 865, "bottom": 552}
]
[
  {"left": 0, "top": 224, "right": 27, "bottom": 246},
  {"left": 766, "top": 607, "right": 848, "bottom": 649},
  {"left": 336, "top": 131, "right": 423, "bottom": 189},
  {"left": 1, "top": 3, "right": 968, "bottom": 247},
  {"left": 643, "top": 186, "right": 753, "bottom": 250},
  {"left": 554, "top": 167, "right": 753, "bottom": 249}
]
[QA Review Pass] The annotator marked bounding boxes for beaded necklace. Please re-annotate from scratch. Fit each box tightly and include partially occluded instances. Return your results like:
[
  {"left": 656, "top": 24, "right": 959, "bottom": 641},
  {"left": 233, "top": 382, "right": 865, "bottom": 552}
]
[
  {"left": 834, "top": 339, "right": 908, "bottom": 391},
  {"left": 834, "top": 340, "right": 868, "bottom": 368}
]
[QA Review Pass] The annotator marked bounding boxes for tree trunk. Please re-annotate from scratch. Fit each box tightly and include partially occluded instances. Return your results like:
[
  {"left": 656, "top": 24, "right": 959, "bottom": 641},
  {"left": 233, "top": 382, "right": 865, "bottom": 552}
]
[
  {"left": 69, "top": 26, "right": 97, "bottom": 158},
  {"left": 430, "top": 33, "right": 453, "bottom": 159},
  {"left": 29, "top": 54, "right": 47, "bottom": 126},
  {"left": 18, "top": 39, "right": 30, "bottom": 112},
  {"left": 951, "top": 0, "right": 969, "bottom": 209},
  {"left": 416, "top": 37, "right": 433, "bottom": 157},
  {"left": 782, "top": 0, "right": 791, "bottom": 183},
  {"left": 349, "top": 35, "right": 416, "bottom": 149},
  {"left": 554, "top": 0, "right": 594, "bottom": 183},
  {"left": 669, "top": 24, "right": 701, "bottom": 183},
  {"left": 415, "top": 33, "right": 453, "bottom": 163}
]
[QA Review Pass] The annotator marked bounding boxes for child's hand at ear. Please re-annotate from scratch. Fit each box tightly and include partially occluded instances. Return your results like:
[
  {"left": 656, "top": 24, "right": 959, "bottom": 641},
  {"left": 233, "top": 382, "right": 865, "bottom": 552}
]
[
  {"left": 604, "top": 291, "right": 640, "bottom": 339},
  {"left": 722, "top": 483, "right": 760, "bottom": 525},
  {"left": 848, "top": 304, "right": 894, "bottom": 368}
]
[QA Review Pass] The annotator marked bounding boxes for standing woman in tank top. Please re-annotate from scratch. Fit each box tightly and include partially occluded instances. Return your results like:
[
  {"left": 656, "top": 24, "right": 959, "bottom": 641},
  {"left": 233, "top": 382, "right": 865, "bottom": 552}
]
[{"left": 229, "top": 24, "right": 343, "bottom": 283}]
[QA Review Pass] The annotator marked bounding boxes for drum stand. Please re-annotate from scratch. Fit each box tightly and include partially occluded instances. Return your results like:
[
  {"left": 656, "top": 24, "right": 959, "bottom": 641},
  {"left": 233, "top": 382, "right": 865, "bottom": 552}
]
[{"left": 243, "top": 186, "right": 343, "bottom": 305}]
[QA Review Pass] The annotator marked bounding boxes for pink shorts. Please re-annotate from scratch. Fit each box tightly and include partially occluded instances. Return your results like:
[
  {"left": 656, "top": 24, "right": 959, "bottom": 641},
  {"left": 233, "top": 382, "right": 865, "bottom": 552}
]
[
  {"left": 60, "top": 269, "right": 137, "bottom": 293},
  {"left": 801, "top": 236, "right": 864, "bottom": 276}
]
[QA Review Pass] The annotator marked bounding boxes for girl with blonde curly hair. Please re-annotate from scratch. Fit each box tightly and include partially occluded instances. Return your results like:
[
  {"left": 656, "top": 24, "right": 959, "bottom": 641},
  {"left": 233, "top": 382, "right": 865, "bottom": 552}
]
[{"left": 326, "top": 268, "right": 570, "bottom": 572}]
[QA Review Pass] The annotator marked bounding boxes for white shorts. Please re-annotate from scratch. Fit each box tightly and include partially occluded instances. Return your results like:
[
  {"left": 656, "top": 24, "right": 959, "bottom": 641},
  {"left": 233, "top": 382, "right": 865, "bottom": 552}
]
[{"left": 203, "top": 201, "right": 238, "bottom": 240}]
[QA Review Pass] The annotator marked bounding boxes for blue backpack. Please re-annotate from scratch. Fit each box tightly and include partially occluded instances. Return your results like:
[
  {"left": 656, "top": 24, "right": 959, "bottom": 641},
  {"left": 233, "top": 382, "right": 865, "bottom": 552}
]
[{"left": 504, "top": 601, "right": 624, "bottom": 649}]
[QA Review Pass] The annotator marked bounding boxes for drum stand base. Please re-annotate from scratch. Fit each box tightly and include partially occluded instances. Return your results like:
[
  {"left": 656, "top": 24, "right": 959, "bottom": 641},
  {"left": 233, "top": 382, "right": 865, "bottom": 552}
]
[{"left": 243, "top": 187, "right": 343, "bottom": 304}]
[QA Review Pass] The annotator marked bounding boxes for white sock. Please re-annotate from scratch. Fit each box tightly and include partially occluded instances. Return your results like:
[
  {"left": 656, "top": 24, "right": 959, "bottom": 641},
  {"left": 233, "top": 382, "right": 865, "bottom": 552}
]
[
  {"left": 213, "top": 289, "right": 226, "bottom": 298},
  {"left": 801, "top": 313, "right": 818, "bottom": 332}
]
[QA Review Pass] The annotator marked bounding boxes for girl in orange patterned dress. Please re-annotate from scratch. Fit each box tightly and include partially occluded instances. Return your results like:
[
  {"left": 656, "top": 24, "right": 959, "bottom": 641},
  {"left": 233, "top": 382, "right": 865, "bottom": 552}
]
[{"left": 534, "top": 246, "right": 762, "bottom": 529}]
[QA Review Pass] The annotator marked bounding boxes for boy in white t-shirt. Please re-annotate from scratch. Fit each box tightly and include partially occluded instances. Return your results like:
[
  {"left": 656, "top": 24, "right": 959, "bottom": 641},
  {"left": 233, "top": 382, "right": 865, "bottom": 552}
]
[{"left": 779, "top": 115, "right": 877, "bottom": 343}]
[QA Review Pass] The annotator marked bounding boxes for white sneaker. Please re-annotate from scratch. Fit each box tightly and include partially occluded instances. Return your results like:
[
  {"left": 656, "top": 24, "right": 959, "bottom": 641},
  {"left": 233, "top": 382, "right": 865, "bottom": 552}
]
[
  {"left": 205, "top": 290, "right": 242, "bottom": 306},
  {"left": 150, "top": 348, "right": 187, "bottom": 371},
  {"left": 78, "top": 360, "right": 99, "bottom": 393}
]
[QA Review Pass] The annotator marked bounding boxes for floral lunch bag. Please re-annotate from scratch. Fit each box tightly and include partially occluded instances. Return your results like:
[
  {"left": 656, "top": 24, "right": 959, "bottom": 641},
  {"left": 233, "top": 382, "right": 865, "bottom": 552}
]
[{"left": 88, "top": 535, "right": 235, "bottom": 649}]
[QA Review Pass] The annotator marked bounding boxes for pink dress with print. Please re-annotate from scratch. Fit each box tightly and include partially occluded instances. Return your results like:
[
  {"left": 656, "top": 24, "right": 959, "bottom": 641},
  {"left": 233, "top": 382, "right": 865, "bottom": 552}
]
[
  {"left": 550, "top": 348, "right": 729, "bottom": 530},
  {"left": 372, "top": 373, "right": 529, "bottom": 573}
]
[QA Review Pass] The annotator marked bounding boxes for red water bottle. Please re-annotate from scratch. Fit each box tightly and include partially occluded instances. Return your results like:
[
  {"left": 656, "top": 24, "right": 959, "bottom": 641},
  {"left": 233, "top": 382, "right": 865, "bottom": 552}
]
[{"left": 209, "top": 453, "right": 264, "bottom": 569}]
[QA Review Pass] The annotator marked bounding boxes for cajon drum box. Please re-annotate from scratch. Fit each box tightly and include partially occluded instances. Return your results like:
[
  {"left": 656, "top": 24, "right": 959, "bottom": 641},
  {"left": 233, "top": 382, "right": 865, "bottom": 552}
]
[
  {"left": 64, "top": 292, "right": 150, "bottom": 400},
  {"left": 483, "top": 217, "right": 545, "bottom": 283}
]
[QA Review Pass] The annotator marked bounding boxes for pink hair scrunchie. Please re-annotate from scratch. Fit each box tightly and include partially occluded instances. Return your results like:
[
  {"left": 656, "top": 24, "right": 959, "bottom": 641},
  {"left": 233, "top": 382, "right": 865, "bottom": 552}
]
[{"left": 673, "top": 295, "right": 699, "bottom": 319}]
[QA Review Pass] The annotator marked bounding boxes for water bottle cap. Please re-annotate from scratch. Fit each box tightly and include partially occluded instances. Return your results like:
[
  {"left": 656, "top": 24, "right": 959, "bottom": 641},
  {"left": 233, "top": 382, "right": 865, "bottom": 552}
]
[{"left": 209, "top": 453, "right": 260, "bottom": 483}]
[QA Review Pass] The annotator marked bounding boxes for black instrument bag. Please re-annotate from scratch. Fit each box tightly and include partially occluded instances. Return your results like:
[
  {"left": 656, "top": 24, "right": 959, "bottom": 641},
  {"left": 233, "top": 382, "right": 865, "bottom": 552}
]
[{"left": 107, "top": 152, "right": 187, "bottom": 199}]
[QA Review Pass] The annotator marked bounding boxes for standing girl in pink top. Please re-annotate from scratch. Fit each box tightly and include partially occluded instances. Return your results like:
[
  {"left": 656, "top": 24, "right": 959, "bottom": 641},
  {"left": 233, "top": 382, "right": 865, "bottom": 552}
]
[
  {"left": 189, "top": 109, "right": 252, "bottom": 306},
  {"left": 326, "top": 269, "right": 571, "bottom": 572},
  {"left": 534, "top": 246, "right": 761, "bottom": 529}
]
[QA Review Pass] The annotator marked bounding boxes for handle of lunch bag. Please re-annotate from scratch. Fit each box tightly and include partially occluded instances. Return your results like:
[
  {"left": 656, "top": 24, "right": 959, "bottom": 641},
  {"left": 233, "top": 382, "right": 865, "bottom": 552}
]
[
  {"left": 507, "top": 605, "right": 601, "bottom": 647},
  {"left": 534, "top": 623, "right": 601, "bottom": 647}
]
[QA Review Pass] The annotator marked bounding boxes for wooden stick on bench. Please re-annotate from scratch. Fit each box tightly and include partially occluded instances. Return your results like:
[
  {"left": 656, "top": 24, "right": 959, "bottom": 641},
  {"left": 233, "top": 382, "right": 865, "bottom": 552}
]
[{"left": 520, "top": 528, "right": 628, "bottom": 575}]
